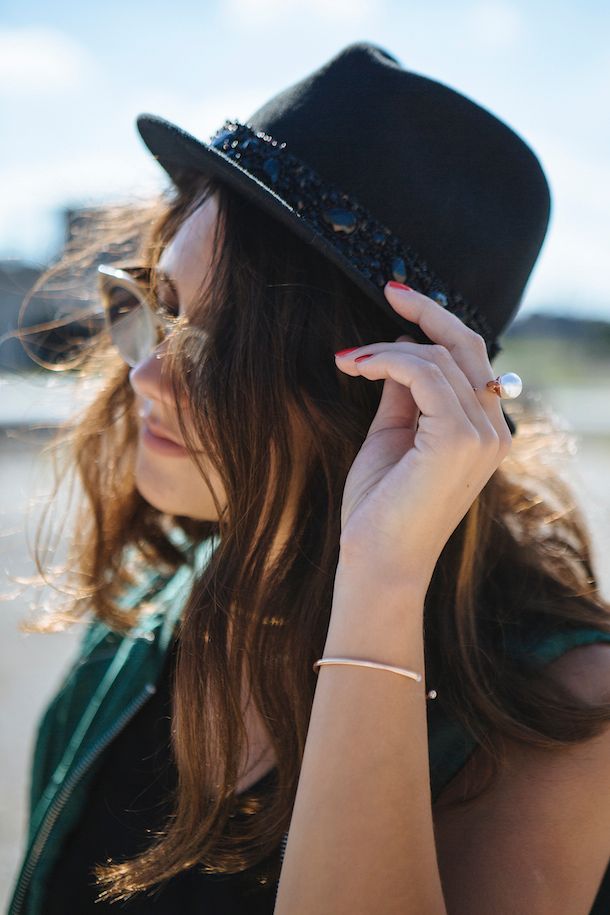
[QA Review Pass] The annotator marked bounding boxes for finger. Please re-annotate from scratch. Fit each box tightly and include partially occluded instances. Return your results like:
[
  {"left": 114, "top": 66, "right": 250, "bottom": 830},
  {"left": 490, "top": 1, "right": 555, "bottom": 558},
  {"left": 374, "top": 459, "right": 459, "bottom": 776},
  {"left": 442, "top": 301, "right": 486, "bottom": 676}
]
[
  {"left": 340, "top": 349, "right": 475, "bottom": 441},
  {"left": 383, "top": 283, "right": 508, "bottom": 437},
  {"left": 336, "top": 338, "right": 499, "bottom": 443}
]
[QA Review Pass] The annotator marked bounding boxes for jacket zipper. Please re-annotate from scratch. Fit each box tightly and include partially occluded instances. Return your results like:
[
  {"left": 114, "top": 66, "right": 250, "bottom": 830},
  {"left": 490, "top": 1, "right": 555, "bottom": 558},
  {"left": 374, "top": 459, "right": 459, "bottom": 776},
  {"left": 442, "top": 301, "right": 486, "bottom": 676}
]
[
  {"left": 10, "top": 683, "right": 157, "bottom": 915},
  {"left": 279, "top": 830, "right": 288, "bottom": 863},
  {"left": 273, "top": 829, "right": 290, "bottom": 907}
]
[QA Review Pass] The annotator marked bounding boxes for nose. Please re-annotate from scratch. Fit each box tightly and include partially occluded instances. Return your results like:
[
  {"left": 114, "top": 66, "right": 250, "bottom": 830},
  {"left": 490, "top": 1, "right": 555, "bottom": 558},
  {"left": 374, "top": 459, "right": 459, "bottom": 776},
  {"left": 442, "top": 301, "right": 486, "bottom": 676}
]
[{"left": 128, "top": 339, "right": 176, "bottom": 408}]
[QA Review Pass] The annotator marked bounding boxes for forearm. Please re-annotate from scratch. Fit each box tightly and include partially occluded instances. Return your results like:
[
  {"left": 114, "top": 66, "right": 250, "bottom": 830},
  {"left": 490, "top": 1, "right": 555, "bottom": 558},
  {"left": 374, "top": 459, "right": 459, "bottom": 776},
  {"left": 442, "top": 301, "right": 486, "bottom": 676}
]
[{"left": 274, "top": 559, "right": 447, "bottom": 915}]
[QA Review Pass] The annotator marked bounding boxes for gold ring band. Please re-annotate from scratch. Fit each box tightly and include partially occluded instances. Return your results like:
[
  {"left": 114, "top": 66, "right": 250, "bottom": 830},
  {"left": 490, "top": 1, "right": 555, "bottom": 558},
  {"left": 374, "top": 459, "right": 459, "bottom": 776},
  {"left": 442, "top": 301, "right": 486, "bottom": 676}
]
[{"left": 474, "top": 372, "right": 522, "bottom": 399}]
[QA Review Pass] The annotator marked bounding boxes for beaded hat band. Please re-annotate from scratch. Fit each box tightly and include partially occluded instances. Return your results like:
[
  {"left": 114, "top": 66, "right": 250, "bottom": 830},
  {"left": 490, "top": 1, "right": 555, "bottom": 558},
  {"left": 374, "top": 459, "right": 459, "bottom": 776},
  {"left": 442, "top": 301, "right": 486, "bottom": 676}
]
[{"left": 207, "top": 120, "right": 495, "bottom": 350}]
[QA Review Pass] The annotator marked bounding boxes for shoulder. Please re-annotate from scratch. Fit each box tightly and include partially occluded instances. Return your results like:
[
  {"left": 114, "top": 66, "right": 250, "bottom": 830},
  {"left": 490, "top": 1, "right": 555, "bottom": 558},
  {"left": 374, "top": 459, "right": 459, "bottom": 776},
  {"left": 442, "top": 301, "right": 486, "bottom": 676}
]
[
  {"left": 432, "top": 642, "right": 610, "bottom": 912},
  {"left": 434, "top": 642, "right": 610, "bottom": 809},
  {"left": 544, "top": 641, "right": 610, "bottom": 704}
]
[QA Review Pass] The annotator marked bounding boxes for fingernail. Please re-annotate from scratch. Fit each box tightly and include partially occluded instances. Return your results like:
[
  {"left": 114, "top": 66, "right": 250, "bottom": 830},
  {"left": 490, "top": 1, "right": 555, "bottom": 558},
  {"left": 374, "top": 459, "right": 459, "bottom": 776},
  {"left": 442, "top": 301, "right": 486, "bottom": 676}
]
[
  {"left": 354, "top": 353, "right": 375, "bottom": 363},
  {"left": 386, "top": 281, "right": 413, "bottom": 292},
  {"left": 334, "top": 347, "right": 360, "bottom": 357}
]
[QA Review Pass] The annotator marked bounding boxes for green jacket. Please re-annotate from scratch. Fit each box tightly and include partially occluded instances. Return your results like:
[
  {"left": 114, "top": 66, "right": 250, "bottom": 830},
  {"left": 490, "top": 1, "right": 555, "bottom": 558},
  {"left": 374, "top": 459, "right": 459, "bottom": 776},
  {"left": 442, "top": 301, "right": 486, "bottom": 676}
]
[{"left": 8, "top": 531, "right": 610, "bottom": 914}]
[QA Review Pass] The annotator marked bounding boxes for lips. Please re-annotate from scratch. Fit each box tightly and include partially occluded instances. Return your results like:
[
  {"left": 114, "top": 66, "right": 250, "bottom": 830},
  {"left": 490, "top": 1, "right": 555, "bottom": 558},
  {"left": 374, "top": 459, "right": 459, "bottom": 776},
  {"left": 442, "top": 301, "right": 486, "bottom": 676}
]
[
  {"left": 139, "top": 417, "right": 189, "bottom": 457},
  {"left": 144, "top": 419, "right": 184, "bottom": 447}
]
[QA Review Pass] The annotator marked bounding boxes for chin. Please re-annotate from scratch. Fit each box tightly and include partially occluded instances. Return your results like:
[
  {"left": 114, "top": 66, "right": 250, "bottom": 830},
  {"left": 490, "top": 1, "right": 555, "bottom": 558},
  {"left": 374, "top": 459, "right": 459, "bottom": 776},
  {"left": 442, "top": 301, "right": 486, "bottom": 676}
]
[
  {"left": 135, "top": 478, "right": 184, "bottom": 516},
  {"left": 133, "top": 455, "right": 220, "bottom": 521}
]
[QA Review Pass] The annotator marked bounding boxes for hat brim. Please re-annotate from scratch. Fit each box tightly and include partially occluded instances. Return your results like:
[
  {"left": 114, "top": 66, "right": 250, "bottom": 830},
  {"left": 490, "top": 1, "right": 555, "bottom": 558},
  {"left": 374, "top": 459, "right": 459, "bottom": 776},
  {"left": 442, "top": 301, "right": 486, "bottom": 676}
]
[{"left": 136, "top": 113, "right": 517, "bottom": 435}]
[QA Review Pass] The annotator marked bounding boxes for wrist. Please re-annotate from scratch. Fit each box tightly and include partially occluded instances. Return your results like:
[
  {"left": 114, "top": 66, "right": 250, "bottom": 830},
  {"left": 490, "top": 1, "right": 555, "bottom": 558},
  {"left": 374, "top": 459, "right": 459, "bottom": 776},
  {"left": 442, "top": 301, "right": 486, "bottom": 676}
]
[
  {"left": 324, "top": 561, "right": 427, "bottom": 667},
  {"left": 335, "top": 548, "right": 433, "bottom": 604}
]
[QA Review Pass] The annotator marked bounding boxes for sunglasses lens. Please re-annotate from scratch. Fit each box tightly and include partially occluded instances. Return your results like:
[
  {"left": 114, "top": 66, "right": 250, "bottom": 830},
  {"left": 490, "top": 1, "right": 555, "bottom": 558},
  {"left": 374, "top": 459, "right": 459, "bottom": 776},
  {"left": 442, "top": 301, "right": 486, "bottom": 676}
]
[{"left": 104, "top": 282, "right": 158, "bottom": 367}]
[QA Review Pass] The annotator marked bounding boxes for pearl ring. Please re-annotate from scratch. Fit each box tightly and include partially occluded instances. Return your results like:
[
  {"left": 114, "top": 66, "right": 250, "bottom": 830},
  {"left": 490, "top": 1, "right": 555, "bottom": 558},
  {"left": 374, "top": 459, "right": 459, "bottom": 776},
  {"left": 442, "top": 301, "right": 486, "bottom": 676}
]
[{"left": 474, "top": 372, "right": 522, "bottom": 399}]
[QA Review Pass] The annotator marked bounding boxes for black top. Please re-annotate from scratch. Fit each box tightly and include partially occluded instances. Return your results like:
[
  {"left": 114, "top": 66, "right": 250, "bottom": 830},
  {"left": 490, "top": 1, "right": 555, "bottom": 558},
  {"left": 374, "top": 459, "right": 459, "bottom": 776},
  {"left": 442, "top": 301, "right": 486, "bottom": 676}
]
[
  {"left": 43, "top": 640, "right": 281, "bottom": 913},
  {"left": 40, "top": 630, "right": 610, "bottom": 914}
]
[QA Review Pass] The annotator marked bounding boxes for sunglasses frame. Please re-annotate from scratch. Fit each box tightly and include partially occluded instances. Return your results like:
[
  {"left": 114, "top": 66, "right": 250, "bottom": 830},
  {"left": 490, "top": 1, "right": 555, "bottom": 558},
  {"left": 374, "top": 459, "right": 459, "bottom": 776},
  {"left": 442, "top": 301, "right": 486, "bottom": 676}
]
[{"left": 97, "top": 264, "right": 178, "bottom": 366}]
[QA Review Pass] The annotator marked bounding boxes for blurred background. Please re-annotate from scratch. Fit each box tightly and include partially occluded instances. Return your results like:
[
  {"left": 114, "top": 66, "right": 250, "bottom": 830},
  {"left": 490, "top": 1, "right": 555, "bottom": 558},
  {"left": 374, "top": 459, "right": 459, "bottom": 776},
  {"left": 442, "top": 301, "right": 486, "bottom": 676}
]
[{"left": 1, "top": 0, "right": 609, "bottom": 905}]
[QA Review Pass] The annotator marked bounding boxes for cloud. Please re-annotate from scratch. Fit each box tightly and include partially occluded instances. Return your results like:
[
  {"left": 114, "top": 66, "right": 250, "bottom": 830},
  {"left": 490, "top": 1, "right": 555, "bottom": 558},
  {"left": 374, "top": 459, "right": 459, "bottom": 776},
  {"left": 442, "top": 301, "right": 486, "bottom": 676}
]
[
  {"left": 224, "top": 0, "right": 380, "bottom": 26},
  {"left": 521, "top": 132, "right": 610, "bottom": 312},
  {"left": 466, "top": 1, "right": 524, "bottom": 50},
  {"left": 129, "top": 87, "right": 273, "bottom": 140},
  {"left": 0, "top": 85, "right": 274, "bottom": 261},
  {"left": 0, "top": 26, "right": 93, "bottom": 96}
]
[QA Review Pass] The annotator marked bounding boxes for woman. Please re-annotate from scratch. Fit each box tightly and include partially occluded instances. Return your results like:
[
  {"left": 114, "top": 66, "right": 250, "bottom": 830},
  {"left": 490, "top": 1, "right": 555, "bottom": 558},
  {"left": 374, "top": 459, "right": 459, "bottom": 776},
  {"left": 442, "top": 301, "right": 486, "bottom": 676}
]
[{"left": 8, "top": 42, "right": 610, "bottom": 914}]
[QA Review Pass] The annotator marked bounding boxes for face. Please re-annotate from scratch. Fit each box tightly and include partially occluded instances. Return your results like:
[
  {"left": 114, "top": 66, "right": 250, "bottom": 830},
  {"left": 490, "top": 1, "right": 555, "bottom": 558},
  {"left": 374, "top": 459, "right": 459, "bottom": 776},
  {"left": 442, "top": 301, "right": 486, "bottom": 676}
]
[{"left": 128, "top": 192, "right": 227, "bottom": 520}]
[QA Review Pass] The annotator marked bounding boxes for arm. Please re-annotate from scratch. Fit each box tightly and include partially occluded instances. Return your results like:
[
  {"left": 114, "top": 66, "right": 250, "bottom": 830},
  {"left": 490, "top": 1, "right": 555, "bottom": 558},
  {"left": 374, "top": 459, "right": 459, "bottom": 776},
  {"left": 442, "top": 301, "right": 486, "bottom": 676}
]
[
  {"left": 273, "top": 283, "right": 513, "bottom": 913},
  {"left": 274, "top": 560, "right": 446, "bottom": 915},
  {"left": 275, "top": 283, "right": 610, "bottom": 911}
]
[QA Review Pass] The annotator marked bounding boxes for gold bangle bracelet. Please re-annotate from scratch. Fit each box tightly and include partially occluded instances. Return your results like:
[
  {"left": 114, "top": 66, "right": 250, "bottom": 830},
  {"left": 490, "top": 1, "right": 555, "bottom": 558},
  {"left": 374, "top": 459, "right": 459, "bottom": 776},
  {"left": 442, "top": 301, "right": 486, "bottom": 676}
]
[{"left": 313, "top": 657, "right": 438, "bottom": 699}]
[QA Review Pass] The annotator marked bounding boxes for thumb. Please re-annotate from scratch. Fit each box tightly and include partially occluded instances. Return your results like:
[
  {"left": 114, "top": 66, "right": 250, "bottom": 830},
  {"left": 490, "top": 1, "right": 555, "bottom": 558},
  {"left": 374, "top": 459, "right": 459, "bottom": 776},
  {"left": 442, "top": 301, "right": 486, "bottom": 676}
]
[{"left": 366, "top": 335, "right": 420, "bottom": 437}]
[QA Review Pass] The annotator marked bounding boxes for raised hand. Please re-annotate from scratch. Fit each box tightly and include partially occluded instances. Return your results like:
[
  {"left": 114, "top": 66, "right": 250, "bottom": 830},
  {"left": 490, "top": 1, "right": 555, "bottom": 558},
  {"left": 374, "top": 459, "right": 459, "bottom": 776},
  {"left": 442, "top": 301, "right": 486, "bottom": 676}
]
[{"left": 334, "top": 282, "right": 513, "bottom": 588}]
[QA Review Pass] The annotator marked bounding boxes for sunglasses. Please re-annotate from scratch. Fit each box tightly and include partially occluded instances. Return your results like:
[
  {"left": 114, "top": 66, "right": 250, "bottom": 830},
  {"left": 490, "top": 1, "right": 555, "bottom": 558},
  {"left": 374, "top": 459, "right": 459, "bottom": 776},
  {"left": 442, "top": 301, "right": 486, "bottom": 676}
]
[{"left": 97, "top": 264, "right": 180, "bottom": 367}]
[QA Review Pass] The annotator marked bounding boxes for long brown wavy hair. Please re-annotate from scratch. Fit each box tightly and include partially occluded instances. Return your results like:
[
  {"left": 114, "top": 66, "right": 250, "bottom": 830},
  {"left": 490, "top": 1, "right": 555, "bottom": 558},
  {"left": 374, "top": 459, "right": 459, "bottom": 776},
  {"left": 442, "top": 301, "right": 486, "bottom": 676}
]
[{"left": 15, "top": 172, "right": 610, "bottom": 902}]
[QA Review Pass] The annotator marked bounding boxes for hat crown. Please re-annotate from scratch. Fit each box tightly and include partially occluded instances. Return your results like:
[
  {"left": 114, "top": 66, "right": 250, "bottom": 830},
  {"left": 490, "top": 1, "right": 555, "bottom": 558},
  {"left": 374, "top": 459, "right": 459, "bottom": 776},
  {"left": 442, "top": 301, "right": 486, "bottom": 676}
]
[
  {"left": 136, "top": 41, "right": 551, "bottom": 355},
  {"left": 245, "top": 42, "right": 551, "bottom": 341}
]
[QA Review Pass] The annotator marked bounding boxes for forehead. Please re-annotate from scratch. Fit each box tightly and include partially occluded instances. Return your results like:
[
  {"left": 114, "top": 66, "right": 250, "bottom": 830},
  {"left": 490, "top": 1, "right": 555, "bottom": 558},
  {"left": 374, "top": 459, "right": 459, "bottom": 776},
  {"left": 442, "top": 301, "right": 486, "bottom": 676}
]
[{"left": 157, "top": 191, "right": 221, "bottom": 307}]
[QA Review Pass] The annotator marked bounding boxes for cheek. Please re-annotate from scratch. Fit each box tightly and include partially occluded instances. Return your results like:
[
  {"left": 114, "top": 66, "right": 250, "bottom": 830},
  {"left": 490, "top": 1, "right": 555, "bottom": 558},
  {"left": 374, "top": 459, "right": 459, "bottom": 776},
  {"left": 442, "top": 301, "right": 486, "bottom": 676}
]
[{"left": 172, "top": 388, "right": 207, "bottom": 448}]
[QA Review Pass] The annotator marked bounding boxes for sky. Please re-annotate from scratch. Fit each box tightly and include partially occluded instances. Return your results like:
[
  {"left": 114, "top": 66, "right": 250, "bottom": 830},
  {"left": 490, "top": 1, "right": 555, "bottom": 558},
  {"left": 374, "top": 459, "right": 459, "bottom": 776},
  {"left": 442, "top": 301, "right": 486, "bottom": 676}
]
[{"left": 1, "top": 0, "right": 609, "bottom": 320}]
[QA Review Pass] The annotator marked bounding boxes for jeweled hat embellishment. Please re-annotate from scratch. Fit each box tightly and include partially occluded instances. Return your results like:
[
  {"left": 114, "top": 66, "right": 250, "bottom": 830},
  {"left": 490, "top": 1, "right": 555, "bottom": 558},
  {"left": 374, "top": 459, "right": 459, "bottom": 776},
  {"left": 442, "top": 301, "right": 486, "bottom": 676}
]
[
  {"left": 209, "top": 119, "right": 496, "bottom": 354},
  {"left": 322, "top": 209, "right": 359, "bottom": 235}
]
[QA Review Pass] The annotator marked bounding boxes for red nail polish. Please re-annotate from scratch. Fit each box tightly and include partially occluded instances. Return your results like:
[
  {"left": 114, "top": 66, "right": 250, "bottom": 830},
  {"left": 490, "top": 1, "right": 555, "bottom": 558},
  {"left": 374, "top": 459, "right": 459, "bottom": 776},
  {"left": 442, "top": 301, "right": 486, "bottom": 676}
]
[
  {"left": 387, "top": 281, "right": 413, "bottom": 291},
  {"left": 334, "top": 347, "right": 360, "bottom": 357},
  {"left": 354, "top": 353, "right": 375, "bottom": 363}
]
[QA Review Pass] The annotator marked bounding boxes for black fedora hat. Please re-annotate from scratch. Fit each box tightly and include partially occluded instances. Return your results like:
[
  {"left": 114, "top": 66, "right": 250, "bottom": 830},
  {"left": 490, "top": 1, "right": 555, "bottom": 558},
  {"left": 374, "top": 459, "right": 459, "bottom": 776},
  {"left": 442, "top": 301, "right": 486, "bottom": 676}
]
[{"left": 136, "top": 41, "right": 552, "bottom": 431}]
